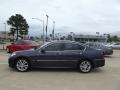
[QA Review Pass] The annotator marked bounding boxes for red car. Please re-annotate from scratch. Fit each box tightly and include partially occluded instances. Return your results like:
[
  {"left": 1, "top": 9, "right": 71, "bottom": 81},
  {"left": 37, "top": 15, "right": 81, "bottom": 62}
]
[{"left": 6, "top": 40, "right": 40, "bottom": 53}]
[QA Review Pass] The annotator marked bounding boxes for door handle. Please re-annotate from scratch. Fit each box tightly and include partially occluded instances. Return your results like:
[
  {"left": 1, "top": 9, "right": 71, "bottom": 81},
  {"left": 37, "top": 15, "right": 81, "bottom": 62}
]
[
  {"left": 80, "top": 53, "right": 82, "bottom": 55},
  {"left": 58, "top": 52, "right": 62, "bottom": 55}
]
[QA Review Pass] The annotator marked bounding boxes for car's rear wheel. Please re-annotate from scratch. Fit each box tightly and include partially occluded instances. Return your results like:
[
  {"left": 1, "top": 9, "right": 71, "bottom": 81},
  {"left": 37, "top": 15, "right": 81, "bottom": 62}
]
[
  {"left": 6, "top": 48, "right": 10, "bottom": 53},
  {"left": 79, "top": 60, "right": 92, "bottom": 73},
  {"left": 15, "top": 58, "right": 30, "bottom": 72}
]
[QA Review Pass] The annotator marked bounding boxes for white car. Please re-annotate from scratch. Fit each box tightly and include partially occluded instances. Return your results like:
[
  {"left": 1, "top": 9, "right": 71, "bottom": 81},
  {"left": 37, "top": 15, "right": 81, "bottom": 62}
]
[{"left": 106, "top": 43, "right": 120, "bottom": 49}]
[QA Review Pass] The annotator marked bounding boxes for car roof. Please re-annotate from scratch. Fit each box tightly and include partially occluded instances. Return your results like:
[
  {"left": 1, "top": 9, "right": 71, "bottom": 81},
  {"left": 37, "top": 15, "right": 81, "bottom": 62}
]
[
  {"left": 22, "top": 40, "right": 29, "bottom": 41},
  {"left": 42, "top": 40, "right": 82, "bottom": 46},
  {"left": 16, "top": 39, "right": 28, "bottom": 41},
  {"left": 50, "top": 40, "right": 79, "bottom": 43}
]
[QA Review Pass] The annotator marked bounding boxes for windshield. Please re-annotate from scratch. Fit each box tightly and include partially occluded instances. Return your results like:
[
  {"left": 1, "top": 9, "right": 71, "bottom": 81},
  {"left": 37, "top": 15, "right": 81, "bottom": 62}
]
[{"left": 37, "top": 42, "right": 51, "bottom": 49}]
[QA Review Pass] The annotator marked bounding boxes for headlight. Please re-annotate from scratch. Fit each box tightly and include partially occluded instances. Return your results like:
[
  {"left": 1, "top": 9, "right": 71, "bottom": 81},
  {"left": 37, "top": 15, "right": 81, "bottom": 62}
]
[{"left": 11, "top": 52, "right": 16, "bottom": 57}]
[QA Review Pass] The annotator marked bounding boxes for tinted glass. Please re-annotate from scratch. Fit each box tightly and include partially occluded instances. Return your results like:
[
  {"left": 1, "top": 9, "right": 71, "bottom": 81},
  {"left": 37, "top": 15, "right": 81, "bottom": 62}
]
[
  {"left": 114, "top": 43, "right": 120, "bottom": 45},
  {"left": 89, "top": 43, "right": 95, "bottom": 47},
  {"left": 44, "top": 43, "right": 63, "bottom": 51},
  {"left": 15, "top": 40, "right": 24, "bottom": 45},
  {"left": 23, "top": 40, "right": 38, "bottom": 45},
  {"left": 64, "top": 43, "right": 85, "bottom": 50}
]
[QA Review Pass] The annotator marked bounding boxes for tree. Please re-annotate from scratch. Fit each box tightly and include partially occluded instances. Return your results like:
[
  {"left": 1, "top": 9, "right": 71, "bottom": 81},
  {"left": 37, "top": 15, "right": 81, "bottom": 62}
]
[
  {"left": 7, "top": 14, "right": 29, "bottom": 40},
  {"left": 67, "top": 34, "right": 72, "bottom": 41},
  {"left": 8, "top": 27, "right": 16, "bottom": 41},
  {"left": 111, "top": 35, "right": 120, "bottom": 42}
]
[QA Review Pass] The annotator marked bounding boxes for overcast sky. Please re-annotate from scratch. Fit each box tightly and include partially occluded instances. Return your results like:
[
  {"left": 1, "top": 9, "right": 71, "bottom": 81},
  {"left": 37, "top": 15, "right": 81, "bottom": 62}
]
[{"left": 0, "top": 0, "right": 120, "bottom": 36}]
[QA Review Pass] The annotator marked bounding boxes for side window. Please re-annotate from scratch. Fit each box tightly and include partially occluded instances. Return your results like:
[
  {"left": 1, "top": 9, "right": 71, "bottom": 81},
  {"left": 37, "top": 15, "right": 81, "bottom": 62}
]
[
  {"left": 15, "top": 41, "right": 23, "bottom": 45},
  {"left": 114, "top": 43, "right": 120, "bottom": 45},
  {"left": 64, "top": 43, "right": 73, "bottom": 50},
  {"left": 44, "top": 43, "right": 63, "bottom": 51},
  {"left": 73, "top": 44, "right": 85, "bottom": 50},
  {"left": 89, "top": 43, "right": 94, "bottom": 47},
  {"left": 64, "top": 43, "right": 85, "bottom": 50},
  {"left": 23, "top": 41, "right": 27, "bottom": 45}
]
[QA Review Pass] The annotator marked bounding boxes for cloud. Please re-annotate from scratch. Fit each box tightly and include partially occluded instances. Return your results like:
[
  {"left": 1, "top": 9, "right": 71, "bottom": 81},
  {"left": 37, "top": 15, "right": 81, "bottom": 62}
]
[{"left": 0, "top": 0, "right": 120, "bottom": 35}]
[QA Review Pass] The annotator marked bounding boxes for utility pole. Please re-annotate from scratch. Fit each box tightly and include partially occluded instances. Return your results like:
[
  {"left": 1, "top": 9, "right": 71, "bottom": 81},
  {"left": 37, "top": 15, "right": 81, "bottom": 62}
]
[
  {"left": 52, "top": 21, "right": 55, "bottom": 40},
  {"left": 45, "top": 15, "right": 49, "bottom": 41},
  {"left": 96, "top": 32, "right": 100, "bottom": 42}
]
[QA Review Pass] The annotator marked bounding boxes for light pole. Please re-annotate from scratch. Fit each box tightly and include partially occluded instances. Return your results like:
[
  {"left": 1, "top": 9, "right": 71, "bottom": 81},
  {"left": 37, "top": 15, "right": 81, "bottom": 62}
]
[
  {"left": 3, "top": 23, "right": 6, "bottom": 49},
  {"left": 45, "top": 15, "right": 49, "bottom": 41},
  {"left": 32, "top": 18, "right": 45, "bottom": 43},
  {"left": 52, "top": 21, "right": 55, "bottom": 40},
  {"left": 96, "top": 32, "right": 100, "bottom": 42},
  {"left": 3, "top": 23, "right": 7, "bottom": 40},
  {"left": 48, "top": 17, "right": 55, "bottom": 41}
]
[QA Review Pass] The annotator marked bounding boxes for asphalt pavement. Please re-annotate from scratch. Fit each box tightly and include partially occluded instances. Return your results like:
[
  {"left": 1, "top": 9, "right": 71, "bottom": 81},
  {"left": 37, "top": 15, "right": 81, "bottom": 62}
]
[{"left": 0, "top": 50, "right": 120, "bottom": 90}]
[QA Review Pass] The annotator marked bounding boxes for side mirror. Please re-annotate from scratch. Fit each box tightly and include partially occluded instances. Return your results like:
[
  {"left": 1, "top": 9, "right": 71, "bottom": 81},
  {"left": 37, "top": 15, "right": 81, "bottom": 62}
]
[{"left": 41, "top": 49, "right": 45, "bottom": 53}]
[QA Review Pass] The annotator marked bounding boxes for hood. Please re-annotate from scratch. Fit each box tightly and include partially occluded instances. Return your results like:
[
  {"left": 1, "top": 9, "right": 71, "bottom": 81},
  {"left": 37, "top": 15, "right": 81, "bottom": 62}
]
[{"left": 15, "top": 49, "right": 36, "bottom": 56}]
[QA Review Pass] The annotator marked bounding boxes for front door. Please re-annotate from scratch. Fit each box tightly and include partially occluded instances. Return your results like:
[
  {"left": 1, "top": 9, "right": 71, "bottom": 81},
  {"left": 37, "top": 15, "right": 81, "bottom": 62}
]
[{"left": 35, "top": 42, "right": 64, "bottom": 68}]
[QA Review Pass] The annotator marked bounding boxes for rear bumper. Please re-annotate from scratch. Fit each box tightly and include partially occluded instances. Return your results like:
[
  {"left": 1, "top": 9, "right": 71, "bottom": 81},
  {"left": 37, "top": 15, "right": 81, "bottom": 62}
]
[
  {"left": 104, "top": 50, "right": 113, "bottom": 55},
  {"left": 93, "top": 59, "right": 105, "bottom": 68}
]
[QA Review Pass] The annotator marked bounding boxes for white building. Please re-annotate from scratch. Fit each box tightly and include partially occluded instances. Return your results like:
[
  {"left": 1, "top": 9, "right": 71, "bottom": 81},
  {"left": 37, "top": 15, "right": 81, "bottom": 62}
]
[
  {"left": 0, "top": 31, "right": 9, "bottom": 40},
  {"left": 73, "top": 34, "right": 107, "bottom": 42}
]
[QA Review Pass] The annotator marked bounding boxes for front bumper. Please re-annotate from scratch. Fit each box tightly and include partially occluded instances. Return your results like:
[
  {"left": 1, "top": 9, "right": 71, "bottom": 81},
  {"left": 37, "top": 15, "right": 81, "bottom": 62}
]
[
  {"left": 93, "top": 59, "right": 105, "bottom": 68},
  {"left": 8, "top": 56, "right": 16, "bottom": 68}
]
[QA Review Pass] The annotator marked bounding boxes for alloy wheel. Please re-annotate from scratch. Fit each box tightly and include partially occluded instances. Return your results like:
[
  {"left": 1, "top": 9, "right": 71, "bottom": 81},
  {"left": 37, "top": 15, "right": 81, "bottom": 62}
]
[
  {"left": 16, "top": 59, "right": 29, "bottom": 72},
  {"left": 79, "top": 60, "right": 92, "bottom": 73}
]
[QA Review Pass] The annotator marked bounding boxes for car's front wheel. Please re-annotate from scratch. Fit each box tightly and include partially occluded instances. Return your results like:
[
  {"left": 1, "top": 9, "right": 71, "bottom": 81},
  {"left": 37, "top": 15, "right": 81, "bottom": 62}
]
[
  {"left": 79, "top": 60, "right": 92, "bottom": 73},
  {"left": 15, "top": 58, "right": 30, "bottom": 72}
]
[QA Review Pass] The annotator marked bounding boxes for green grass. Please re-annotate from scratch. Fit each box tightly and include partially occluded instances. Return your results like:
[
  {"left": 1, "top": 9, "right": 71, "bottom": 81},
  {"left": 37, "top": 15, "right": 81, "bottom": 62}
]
[
  {"left": 0, "top": 42, "right": 5, "bottom": 44},
  {"left": 0, "top": 49, "right": 6, "bottom": 52}
]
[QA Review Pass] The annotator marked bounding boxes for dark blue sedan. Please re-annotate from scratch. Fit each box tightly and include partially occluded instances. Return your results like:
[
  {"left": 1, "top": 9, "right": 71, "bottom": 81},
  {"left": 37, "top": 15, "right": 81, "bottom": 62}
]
[
  {"left": 85, "top": 42, "right": 113, "bottom": 56},
  {"left": 8, "top": 41, "right": 105, "bottom": 73}
]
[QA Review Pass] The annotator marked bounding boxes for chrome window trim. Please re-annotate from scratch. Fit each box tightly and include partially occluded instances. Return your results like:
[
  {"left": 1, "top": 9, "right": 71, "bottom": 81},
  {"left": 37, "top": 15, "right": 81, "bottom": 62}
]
[
  {"left": 37, "top": 67, "right": 73, "bottom": 69},
  {"left": 38, "top": 41, "right": 86, "bottom": 52}
]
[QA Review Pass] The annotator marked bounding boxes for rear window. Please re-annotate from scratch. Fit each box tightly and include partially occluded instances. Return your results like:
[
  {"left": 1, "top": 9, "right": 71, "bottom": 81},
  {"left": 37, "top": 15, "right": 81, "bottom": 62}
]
[
  {"left": 23, "top": 40, "right": 38, "bottom": 45},
  {"left": 64, "top": 43, "right": 85, "bottom": 50},
  {"left": 15, "top": 40, "right": 24, "bottom": 45}
]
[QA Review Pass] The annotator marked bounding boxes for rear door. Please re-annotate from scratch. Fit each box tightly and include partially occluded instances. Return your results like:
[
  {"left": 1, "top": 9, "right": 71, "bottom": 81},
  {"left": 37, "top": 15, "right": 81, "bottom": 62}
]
[
  {"left": 23, "top": 40, "right": 39, "bottom": 50},
  {"left": 61, "top": 42, "right": 85, "bottom": 68},
  {"left": 11, "top": 40, "right": 24, "bottom": 52}
]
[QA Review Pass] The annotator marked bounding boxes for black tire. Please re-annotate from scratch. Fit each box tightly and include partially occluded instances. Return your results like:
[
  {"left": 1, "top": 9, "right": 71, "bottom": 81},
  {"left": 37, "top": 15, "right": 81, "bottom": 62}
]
[
  {"left": 6, "top": 48, "right": 10, "bottom": 53},
  {"left": 78, "top": 60, "right": 92, "bottom": 73},
  {"left": 15, "top": 58, "right": 30, "bottom": 72}
]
